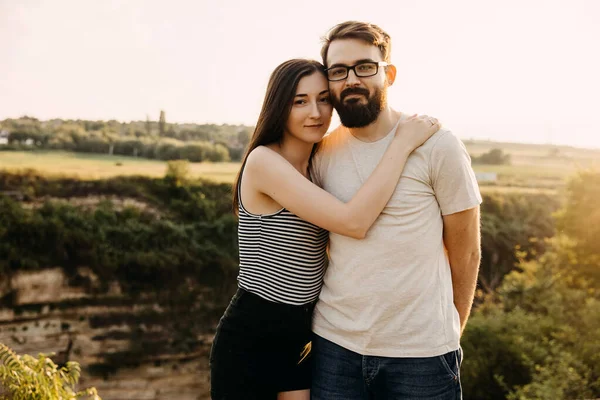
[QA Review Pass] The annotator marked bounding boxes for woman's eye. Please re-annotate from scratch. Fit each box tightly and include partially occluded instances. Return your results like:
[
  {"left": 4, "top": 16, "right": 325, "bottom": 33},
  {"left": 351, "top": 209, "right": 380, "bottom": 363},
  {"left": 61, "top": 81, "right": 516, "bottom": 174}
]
[
  {"left": 319, "top": 97, "right": 330, "bottom": 103},
  {"left": 294, "top": 99, "right": 306, "bottom": 105}
]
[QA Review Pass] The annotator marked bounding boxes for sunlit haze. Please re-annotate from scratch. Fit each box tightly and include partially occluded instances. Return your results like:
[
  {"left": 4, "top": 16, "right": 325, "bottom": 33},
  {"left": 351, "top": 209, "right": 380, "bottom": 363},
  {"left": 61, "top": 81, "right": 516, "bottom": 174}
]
[{"left": 1, "top": 0, "right": 599, "bottom": 148}]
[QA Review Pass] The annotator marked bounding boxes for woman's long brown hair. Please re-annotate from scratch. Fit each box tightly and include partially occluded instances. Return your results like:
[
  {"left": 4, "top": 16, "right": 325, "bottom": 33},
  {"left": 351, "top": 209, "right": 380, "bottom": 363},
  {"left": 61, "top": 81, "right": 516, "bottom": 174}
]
[{"left": 232, "top": 59, "right": 326, "bottom": 215}]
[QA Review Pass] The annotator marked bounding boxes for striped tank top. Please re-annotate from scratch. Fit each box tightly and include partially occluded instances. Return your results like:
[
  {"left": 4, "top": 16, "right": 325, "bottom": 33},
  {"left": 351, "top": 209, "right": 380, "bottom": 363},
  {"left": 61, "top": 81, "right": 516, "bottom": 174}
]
[{"left": 237, "top": 178, "right": 329, "bottom": 305}]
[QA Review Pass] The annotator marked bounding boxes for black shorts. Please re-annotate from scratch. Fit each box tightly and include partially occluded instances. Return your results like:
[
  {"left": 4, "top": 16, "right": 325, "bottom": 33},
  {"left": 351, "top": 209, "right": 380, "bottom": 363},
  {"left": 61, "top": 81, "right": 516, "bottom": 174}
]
[{"left": 209, "top": 288, "right": 316, "bottom": 400}]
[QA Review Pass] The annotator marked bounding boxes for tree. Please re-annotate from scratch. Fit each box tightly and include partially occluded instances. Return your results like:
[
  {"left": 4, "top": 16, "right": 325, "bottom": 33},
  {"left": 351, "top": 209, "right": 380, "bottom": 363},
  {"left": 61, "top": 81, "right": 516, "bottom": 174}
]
[
  {"left": 472, "top": 148, "right": 511, "bottom": 165},
  {"left": 461, "top": 171, "right": 600, "bottom": 400},
  {"left": 554, "top": 170, "right": 600, "bottom": 278},
  {"left": 145, "top": 115, "right": 152, "bottom": 136},
  {"left": 159, "top": 110, "right": 166, "bottom": 137},
  {"left": 478, "top": 193, "right": 558, "bottom": 292},
  {"left": 237, "top": 127, "right": 252, "bottom": 149}
]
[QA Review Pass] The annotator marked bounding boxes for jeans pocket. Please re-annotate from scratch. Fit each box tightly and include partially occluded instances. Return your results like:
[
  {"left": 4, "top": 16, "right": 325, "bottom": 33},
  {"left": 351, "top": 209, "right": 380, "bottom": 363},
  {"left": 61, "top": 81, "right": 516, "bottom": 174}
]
[{"left": 438, "top": 350, "right": 459, "bottom": 382}]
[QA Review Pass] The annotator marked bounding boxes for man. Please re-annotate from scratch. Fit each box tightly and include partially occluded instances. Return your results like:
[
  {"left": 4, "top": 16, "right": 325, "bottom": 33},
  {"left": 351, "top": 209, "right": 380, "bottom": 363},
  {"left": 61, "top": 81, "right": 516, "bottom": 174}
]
[{"left": 311, "top": 21, "right": 482, "bottom": 399}]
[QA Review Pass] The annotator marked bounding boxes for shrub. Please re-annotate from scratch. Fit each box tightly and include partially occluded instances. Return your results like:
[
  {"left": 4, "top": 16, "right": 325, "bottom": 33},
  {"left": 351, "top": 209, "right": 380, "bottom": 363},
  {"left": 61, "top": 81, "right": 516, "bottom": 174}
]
[
  {"left": 473, "top": 148, "right": 511, "bottom": 165},
  {"left": 0, "top": 343, "right": 101, "bottom": 400}
]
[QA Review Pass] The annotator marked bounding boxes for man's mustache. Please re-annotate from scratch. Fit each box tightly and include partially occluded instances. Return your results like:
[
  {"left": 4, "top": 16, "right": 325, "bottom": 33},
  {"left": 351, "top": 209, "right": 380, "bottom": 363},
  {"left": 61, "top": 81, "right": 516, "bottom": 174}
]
[{"left": 340, "top": 87, "right": 370, "bottom": 101}]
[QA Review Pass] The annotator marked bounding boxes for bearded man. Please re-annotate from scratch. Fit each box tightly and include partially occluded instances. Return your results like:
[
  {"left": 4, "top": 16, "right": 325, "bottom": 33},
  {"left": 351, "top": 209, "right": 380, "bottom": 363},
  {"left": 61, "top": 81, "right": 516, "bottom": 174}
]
[{"left": 310, "top": 21, "right": 483, "bottom": 400}]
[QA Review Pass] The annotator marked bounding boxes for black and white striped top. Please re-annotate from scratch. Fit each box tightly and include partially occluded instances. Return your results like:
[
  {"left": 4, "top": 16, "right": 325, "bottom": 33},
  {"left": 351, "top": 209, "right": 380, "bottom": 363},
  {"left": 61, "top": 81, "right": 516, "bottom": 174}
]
[{"left": 237, "top": 187, "right": 329, "bottom": 305}]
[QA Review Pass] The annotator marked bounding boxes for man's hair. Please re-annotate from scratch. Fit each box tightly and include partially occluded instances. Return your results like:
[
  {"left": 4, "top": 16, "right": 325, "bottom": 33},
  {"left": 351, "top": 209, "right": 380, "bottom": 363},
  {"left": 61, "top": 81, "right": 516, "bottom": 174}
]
[{"left": 320, "top": 21, "right": 392, "bottom": 67}]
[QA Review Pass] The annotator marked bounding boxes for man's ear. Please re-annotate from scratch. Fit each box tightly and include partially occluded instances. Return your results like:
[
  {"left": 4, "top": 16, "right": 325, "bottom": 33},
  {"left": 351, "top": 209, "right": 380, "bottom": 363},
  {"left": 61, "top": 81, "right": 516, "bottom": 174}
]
[{"left": 385, "top": 64, "right": 397, "bottom": 86}]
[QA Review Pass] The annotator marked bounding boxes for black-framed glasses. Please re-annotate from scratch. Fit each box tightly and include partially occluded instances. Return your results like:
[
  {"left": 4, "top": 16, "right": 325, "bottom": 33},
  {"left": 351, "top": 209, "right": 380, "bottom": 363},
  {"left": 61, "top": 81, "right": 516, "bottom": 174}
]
[{"left": 325, "top": 61, "right": 389, "bottom": 81}]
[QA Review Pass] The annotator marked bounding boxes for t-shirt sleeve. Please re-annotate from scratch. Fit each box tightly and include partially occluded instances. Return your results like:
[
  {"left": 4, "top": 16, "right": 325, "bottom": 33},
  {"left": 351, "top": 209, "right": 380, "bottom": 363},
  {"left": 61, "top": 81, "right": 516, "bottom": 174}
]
[{"left": 430, "top": 130, "right": 482, "bottom": 216}]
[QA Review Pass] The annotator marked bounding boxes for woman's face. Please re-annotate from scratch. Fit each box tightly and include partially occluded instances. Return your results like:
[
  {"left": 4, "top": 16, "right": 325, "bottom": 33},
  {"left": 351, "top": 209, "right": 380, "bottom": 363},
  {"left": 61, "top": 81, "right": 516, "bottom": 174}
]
[{"left": 284, "top": 72, "right": 333, "bottom": 144}]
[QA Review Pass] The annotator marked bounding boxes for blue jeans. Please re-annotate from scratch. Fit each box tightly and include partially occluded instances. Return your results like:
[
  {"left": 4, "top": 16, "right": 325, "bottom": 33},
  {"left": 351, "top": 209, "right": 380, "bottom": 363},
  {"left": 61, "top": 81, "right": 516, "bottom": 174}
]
[{"left": 311, "top": 334, "right": 462, "bottom": 400}]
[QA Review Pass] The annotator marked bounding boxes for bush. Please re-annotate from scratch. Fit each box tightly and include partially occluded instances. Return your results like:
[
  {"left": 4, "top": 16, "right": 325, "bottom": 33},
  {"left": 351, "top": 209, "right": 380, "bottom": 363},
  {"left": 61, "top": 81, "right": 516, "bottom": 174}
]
[
  {"left": 554, "top": 170, "right": 600, "bottom": 284},
  {"left": 0, "top": 172, "right": 238, "bottom": 293},
  {"left": 472, "top": 148, "right": 511, "bottom": 165},
  {"left": 462, "top": 172, "right": 600, "bottom": 399},
  {"left": 154, "top": 138, "right": 182, "bottom": 160},
  {"left": 0, "top": 343, "right": 101, "bottom": 399},
  {"left": 113, "top": 138, "right": 146, "bottom": 157},
  {"left": 165, "top": 160, "right": 190, "bottom": 185},
  {"left": 478, "top": 192, "right": 559, "bottom": 292}
]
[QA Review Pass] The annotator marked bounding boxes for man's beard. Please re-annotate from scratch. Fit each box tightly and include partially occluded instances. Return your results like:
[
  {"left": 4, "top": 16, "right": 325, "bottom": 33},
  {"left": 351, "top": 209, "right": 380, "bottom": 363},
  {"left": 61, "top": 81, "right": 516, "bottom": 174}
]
[{"left": 331, "top": 86, "right": 387, "bottom": 128}]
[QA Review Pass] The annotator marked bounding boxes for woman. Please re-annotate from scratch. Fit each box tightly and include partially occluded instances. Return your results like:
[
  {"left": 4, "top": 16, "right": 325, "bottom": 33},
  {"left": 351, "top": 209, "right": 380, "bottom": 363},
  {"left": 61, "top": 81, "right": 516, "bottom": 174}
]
[{"left": 209, "top": 59, "right": 440, "bottom": 400}]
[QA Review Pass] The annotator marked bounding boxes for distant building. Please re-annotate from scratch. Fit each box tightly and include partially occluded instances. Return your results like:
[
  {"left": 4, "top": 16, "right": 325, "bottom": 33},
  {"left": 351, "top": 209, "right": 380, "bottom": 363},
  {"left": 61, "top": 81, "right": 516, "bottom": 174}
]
[
  {"left": 476, "top": 172, "right": 498, "bottom": 182},
  {"left": 0, "top": 130, "right": 8, "bottom": 145}
]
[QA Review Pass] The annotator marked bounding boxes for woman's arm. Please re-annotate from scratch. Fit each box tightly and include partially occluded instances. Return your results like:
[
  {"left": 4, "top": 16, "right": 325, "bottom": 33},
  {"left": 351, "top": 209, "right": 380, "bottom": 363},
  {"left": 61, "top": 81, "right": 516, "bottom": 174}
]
[{"left": 247, "top": 115, "right": 439, "bottom": 239}]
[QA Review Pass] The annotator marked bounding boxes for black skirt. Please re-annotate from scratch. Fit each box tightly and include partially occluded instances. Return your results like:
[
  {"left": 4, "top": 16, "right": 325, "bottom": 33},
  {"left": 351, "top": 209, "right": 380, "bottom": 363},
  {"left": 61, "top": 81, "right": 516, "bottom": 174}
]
[{"left": 209, "top": 287, "right": 316, "bottom": 400}]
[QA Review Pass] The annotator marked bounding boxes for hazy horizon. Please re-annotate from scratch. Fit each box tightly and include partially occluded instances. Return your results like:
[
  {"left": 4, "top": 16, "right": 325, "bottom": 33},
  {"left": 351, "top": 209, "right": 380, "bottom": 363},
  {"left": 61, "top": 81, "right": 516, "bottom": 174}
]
[{"left": 2, "top": 0, "right": 599, "bottom": 149}]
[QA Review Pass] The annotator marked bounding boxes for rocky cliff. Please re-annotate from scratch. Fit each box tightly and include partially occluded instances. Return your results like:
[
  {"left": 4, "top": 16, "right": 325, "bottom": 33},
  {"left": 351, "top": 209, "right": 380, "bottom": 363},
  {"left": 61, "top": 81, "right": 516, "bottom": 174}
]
[{"left": 0, "top": 267, "right": 224, "bottom": 400}]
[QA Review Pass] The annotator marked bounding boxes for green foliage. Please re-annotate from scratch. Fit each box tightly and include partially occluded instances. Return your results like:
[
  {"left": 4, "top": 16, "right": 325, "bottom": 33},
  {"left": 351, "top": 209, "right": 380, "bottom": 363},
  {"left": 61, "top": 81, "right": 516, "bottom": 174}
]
[
  {"left": 479, "top": 192, "right": 559, "bottom": 292},
  {"left": 461, "top": 304, "right": 535, "bottom": 400},
  {"left": 462, "top": 171, "right": 600, "bottom": 399},
  {"left": 462, "top": 299, "right": 596, "bottom": 400},
  {"left": 165, "top": 160, "right": 191, "bottom": 186},
  {"left": 0, "top": 343, "right": 101, "bottom": 400},
  {"left": 554, "top": 170, "right": 600, "bottom": 284},
  {"left": 0, "top": 171, "right": 238, "bottom": 293},
  {"left": 473, "top": 148, "right": 511, "bottom": 165},
  {"left": 1, "top": 116, "right": 248, "bottom": 161}
]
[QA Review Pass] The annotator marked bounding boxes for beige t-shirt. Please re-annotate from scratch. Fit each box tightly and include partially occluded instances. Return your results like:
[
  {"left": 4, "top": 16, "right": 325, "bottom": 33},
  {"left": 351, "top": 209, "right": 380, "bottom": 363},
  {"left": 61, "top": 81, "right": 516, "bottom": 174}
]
[{"left": 312, "top": 119, "right": 482, "bottom": 357}]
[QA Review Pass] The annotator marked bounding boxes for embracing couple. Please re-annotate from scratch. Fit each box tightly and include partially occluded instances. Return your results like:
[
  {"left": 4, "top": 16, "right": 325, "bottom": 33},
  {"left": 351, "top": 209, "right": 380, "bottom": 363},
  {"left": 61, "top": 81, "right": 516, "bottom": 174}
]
[{"left": 209, "top": 20, "right": 482, "bottom": 400}]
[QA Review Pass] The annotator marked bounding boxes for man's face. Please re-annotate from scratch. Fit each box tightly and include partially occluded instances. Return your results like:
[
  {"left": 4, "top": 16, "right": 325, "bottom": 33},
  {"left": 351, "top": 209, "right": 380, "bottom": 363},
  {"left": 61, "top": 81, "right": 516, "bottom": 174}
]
[{"left": 326, "top": 39, "right": 391, "bottom": 128}]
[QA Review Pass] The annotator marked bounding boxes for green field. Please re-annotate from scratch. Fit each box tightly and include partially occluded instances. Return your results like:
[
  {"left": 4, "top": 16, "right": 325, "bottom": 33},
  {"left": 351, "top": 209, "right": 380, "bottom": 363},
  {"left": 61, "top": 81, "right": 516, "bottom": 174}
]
[
  {"left": 0, "top": 150, "right": 241, "bottom": 183},
  {"left": 466, "top": 142, "right": 598, "bottom": 193},
  {"left": 1, "top": 143, "right": 598, "bottom": 193}
]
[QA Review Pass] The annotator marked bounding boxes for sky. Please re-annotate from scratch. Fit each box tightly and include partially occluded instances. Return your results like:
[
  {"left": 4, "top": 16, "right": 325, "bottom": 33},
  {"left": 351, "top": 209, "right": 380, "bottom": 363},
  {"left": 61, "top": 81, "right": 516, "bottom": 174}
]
[{"left": 1, "top": 0, "right": 599, "bottom": 148}]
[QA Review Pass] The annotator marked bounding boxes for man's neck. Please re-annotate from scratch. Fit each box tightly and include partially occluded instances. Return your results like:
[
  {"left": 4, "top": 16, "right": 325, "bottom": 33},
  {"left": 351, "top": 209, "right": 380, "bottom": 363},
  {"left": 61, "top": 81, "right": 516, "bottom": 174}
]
[{"left": 346, "top": 107, "right": 402, "bottom": 143}]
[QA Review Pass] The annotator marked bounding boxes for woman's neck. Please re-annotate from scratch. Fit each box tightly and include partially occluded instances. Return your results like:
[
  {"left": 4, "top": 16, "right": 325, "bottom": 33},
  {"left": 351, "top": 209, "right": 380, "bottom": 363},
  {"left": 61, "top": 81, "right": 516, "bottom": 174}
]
[{"left": 274, "top": 135, "right": 313, "bottom": 178}]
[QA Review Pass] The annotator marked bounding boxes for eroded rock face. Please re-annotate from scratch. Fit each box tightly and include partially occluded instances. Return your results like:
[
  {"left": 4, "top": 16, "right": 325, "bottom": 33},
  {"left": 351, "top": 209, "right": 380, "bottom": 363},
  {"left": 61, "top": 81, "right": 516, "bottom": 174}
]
[
  {"left": 10, "top": 267, "right": 67, "bottom": 305},
  {"left": 0, "top": 268, "right": 221, "bottom": 400}
]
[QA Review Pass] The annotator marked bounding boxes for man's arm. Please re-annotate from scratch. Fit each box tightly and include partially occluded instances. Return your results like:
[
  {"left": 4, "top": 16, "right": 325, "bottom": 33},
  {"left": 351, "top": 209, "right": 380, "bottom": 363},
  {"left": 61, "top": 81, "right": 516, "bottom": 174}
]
[{"left": 442, "top": 206, "right": 481, "bottom": 335}]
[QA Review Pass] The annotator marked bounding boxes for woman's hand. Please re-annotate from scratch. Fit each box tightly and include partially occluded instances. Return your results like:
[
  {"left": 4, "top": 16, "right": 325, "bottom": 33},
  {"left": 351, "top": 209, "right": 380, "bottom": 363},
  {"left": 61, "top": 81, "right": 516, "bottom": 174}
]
[{"left": 394, "top": 114, "right": 441, "bottom": 151}]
